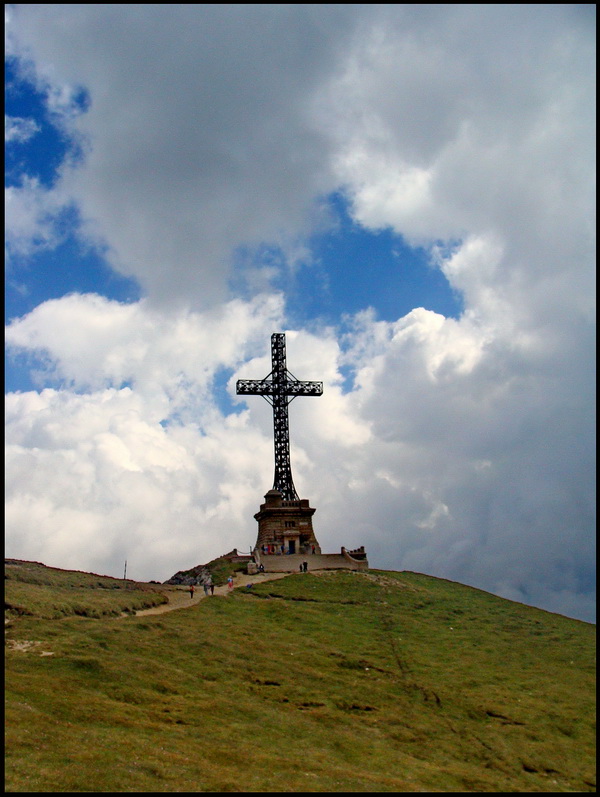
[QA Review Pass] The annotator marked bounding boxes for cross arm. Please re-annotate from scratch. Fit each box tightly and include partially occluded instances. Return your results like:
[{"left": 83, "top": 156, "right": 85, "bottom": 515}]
[
  {"left": 236, "top": 379, "right": 274, "bottom": 396},
  {"left": 285, "top": 380, "right": 323, "bottom": 396},
  {"left": 236, "top": 378, "right": 323, "bottom": 397}
]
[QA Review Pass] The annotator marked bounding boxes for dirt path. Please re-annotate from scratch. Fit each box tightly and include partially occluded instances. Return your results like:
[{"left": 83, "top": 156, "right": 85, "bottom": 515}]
[{"left": 132, "top": 571, "right": 291, "bottom": 617}]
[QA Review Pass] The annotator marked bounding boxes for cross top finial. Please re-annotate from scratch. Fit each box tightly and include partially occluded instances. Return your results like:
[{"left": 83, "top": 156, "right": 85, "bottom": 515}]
[{"left": 236, "top": 333, "right": 323, "bottom": 500}]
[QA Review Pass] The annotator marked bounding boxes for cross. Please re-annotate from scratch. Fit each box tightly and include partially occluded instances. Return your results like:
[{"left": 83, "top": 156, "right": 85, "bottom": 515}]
[{"left": 236, "top": 333, "right": 323, "bottom": 501}]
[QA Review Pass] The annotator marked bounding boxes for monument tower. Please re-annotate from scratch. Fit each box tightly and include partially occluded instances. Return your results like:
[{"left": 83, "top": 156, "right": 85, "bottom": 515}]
[{"left": 237, "top": 333, "right": 323, "bottom": 555}]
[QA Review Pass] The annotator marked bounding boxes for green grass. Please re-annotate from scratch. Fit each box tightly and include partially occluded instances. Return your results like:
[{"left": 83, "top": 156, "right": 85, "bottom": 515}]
[
  {"left": 5, "top": 562, "right": 596, "bottom": 792},
  {"left": 5, "top": 560, "right": 167, "bottom": 619}
]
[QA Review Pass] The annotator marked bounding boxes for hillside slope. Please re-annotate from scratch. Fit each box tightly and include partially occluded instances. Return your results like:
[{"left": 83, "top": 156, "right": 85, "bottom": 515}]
[{"left": 5, "top": 562, "right": 596, "bottom": 792}]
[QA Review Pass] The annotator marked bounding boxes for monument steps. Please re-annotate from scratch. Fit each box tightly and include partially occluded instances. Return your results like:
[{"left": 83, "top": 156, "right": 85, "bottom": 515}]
[{"left": 256, "top": 553, "right": 362, "bottom": 573}]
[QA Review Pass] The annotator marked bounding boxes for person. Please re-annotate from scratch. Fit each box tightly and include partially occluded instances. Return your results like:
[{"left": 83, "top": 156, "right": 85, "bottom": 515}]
[
  {"left": 311, "top": 545, "right": 315, "bottom": 555},
  {"left": 303, "top": 561, "right": 308, "bottom": 573},
  {"left": 206, "top": 575, "right": 214, "bottom": 595},
  {"left": 259, "top": 563, "right": 265, "bottom": 573},
  {"left": 299, "top": 563, "right": 303, "bottom": 572},
  {"left": 203, "top": 581, "right": 209, "bottom": 596},
  {"left": 227, "top": 575, "right": 234, "bottom": 590},
  {"left": 189, "top": 584, "right": 195, "bottom": 599}
]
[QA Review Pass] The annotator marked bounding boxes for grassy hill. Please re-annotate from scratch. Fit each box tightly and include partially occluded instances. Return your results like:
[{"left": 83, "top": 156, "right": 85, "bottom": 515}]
[{"left": 5, "top": 560, "right": 596, "bottom": 792}]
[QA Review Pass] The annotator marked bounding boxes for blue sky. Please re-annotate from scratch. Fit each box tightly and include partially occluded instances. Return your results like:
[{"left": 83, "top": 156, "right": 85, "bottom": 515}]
[
  {"left": 272, "top": 193, "right": 462, "bottom": 328},
  {"left": 5, "top": 5, "right": 595, "bottom": 622}
]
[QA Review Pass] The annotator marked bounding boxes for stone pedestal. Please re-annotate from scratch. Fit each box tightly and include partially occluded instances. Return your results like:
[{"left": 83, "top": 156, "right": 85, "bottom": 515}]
[{"left": 254, "top": 489, "right": 321, "bottom": 556}]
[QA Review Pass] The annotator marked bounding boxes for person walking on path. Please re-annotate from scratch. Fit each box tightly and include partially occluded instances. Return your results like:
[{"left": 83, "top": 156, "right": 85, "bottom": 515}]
[
  {"left": 227, "top": 575, "right": 234, "bottom": 590},
  {"left": 206, "top": 575, "right": 214, "bottom": 595},
  {"left": 203, "top": 581, "right": 209, "bottom": 596},
  {"left": 189, "top": 584, "right": 195, "bottom": 599}
]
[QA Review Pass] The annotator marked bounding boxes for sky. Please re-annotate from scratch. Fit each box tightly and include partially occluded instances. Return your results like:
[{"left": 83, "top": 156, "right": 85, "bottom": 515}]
[{"left": 5, "top": 4, "right": 596, "bottom": 622}]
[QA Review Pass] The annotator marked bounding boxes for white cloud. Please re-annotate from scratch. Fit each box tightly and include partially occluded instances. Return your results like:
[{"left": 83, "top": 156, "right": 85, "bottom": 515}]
[
  {"left": 5, "top": 178, "right": 68, "bottom": 261},
  {"left": 6, "top": 6, "right": 593, "bottom": 318},
  {"left": 5, "top": 385, "right": 274, "bottom": 578},
  {"left": 5, "top": 114, "right": 40, "bottom": 143},
  {"left": 6, "top": 5, "right": 361, "bottom": 307},
  {"left": 6, "top": 292, "right": 285, "bottom": 409}
]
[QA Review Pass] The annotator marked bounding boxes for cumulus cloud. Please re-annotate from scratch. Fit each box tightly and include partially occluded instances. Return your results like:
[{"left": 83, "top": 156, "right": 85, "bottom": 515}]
[
  {"left": 5, "top": 385, "right": 273, "bottom": 578},
  {"left": 6, "top": 5, "right": 360, "bottom": 307},
  {"left": 5, "top": 114, "right": 40, "bottom": 143},
  {"left": 6, "top": 292, "right": 284, "bottom": 404},
  {"left": 337, "top": 307, "right": 595, "bottom": 621},
  {"left": 6, "top": 7, "right": 594, "bottom": 311},
  {"left": 4, "top": 5, "right": 595, "bottom": 621},
  {"left": 5, "top": 178, "right": 70, "bottom": 261}
]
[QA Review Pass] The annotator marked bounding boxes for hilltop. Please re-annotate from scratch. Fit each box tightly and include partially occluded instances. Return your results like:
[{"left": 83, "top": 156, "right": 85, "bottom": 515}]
[{"left": 5, "top": 560, "right": 596, "bottom": 792}]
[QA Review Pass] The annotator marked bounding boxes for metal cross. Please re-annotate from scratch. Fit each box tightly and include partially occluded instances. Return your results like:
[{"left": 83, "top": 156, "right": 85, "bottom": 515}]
[{"left": 236, "top": 333, "right": 323, "bottom": 501}]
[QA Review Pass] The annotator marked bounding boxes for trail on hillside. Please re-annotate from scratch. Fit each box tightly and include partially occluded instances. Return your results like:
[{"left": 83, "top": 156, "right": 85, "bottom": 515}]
[{"left": 131, "top": 571, "right": 291, "bottom": 617}]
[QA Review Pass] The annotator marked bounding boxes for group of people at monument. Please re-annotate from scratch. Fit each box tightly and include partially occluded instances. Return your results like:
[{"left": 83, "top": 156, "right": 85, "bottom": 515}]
[
  {"left": 261, "top": 543, "right": 284, "bottom": 555},
  {"left": 188, "top": 576, "right": 215, "bottom": 598}
]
